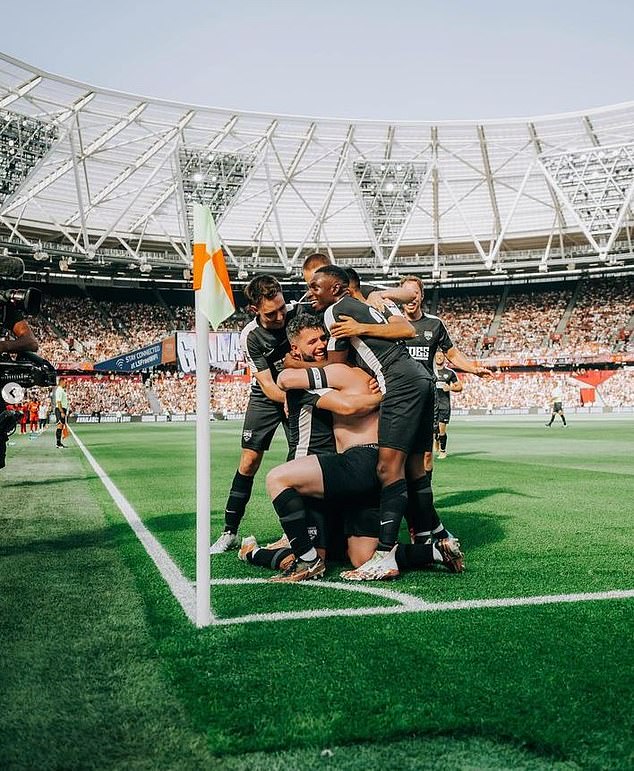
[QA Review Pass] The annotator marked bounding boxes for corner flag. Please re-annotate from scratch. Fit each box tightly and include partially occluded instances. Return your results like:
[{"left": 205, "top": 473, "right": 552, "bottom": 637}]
[
  {"left": 192, "top": 203, "right": 234, "bottom": 628},
  {"left": 193, "top": 203, "right": 235, "bottom": 330}
]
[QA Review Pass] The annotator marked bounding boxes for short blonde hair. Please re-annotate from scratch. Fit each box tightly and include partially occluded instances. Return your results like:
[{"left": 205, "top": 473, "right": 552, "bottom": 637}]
[{"left": 400, "top": 275, "right": 424, "bottom": 294}]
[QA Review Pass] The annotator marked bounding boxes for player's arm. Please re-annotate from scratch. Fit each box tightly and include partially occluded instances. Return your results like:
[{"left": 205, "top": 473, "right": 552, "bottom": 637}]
[
  {"left": 314, "top": 364, "right": 382, "bottom": 416},
  {"left": 315, "top": 389, "right": 380, "bottom": 417},
  {"left": 253, "top": 370, "right": 286, "bottom": 404},
  {"left": 242, "top": 330, "right": 287, "bottom": 403},
  {"left": 445, "top": 346, "right": 492, "bottom": 379},
  {"left": 278, "top": 362, "right": 352, "bottom": 392},
  {"left": 329, "top": 314, "right": 415, "bottom": 340},
  {"left": 448, "top": 373, "right": 463, "bottom": 393},
  {"left": 366, "top": 284, "right": 417, "bottom": 311},
  {"left": 0, "top": 319, "right": 38, "bottom": 354}
]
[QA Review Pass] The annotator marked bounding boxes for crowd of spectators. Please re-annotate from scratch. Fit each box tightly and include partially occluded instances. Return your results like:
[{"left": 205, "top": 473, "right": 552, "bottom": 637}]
[
  {"left": 553, "top": 277, "right": 634, "bottom": 358},
  {"left": 454, "top": 368, "right": 634, "bottom": 409},
  {"left": 436, "top": 292, "right": 498, "bottom": 356},
  {"left": 149, "top": 371, "right": 250, "bottom": 415},
  {"left": 33, "top": 296, "right": 249, "bottom": 366},
  {"left": 64, "top": 376, "right": 150, "bottom": 415},
  {"left": 15, "top": 278, "right": 634, "bottom": 379},
  {"left": 494, "top": 289, "right": 572, "bottom": 356},
  {"left": 596, "top": 368, "right": 634, "bottom": 407}
]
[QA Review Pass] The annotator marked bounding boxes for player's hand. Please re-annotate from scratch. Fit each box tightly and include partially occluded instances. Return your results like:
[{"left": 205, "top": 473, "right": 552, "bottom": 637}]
[
  {"left": 283, "top": 396, "right": 289, "bottom": 419},
  {"left": 473, "top": 365, "right": 494, "bottom": 379},
  {"left": 366, "top": 291, "right": 386, "bottom": 312},
  {"left": 368, "top": 377, "right": 381, "bottom": 395},
  {"left": 283, "top": 352, "right": 303, "bottom": 368},
  {"left": 330, "top": 315, "right": 365, "bottom": 338},
  {"left": 441, "top": 383, "right": 450, "bottom": 391}
]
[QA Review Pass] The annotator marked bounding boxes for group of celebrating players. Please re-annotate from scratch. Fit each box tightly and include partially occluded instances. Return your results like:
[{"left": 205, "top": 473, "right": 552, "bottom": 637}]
[{"left": 210, "top": 253, "right": 492, "bottom": 582}]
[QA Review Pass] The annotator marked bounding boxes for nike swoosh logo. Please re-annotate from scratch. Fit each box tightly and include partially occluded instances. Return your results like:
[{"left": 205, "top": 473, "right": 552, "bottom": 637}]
[{"left": 379, "top": 520, "right": 394, "bottom": 526}]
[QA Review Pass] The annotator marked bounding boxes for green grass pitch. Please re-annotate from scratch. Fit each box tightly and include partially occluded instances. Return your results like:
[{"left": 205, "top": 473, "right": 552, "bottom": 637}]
[{"left": 1, "top": 417, "right": 632, "bottom": 769}]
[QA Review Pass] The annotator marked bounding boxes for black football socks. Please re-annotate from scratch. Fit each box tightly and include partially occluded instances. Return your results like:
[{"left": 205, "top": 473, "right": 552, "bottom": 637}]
[
  {"left": 223, "top": 471, "right": 255, "bottom": 534},
  {"left": 272, "top": 488, "right": 316, "bottom": 562},
  {"left": 247, "top": 546, "right": 294, "bottom": 569},
  {"left": 377, "top": 479, "right": 408, "bottom": 551},
  {"left": 407, "top": 471, "right": 451, "bottom": 541}
]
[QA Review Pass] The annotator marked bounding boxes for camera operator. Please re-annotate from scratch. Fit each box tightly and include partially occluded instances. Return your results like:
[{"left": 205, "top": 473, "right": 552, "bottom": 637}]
[{"left": 0, "top": 293, "right": 39, "bottom": 468}]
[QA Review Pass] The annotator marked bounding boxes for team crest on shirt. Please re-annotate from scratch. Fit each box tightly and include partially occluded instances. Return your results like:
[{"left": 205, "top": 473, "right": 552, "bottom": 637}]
[
  {"left": 242, "top": 429, "right": 253, "bottom": 442},
  {"left": 424, "top": 330, "right": 433, "bottom": 340}
]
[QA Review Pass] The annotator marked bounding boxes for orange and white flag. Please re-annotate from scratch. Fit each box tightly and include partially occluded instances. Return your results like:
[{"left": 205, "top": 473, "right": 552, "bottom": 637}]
[{"left": 193, "top": 203, "right": 235, "bottom": 330}]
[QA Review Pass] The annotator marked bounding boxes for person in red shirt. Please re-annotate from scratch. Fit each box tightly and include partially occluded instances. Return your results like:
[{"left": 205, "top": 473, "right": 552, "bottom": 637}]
[
  {"left": 29, "top": 400, "right": 40, "bottom": 433},
  {"left": 19, "top": 403, "right": 29, "bottom": 434}
]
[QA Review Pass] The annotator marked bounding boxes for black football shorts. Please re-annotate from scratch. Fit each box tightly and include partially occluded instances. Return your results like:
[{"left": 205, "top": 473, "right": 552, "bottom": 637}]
[{"left": 240, "top": 395, "right": 288, "bottom": 451}]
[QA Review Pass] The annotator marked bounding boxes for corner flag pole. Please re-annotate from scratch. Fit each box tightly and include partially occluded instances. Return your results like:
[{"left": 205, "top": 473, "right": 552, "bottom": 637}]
[
  {"left": 193, "top": 203, "right": 235, "bottom": 628},
  {"left": 194, "top": 292, "right": 212, "bottom": 627}
]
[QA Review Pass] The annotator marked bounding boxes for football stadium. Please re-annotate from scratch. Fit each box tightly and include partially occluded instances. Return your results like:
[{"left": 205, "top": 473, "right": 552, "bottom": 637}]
[{"left": 1, "top": 13, "right": 633, "bottom": 769}]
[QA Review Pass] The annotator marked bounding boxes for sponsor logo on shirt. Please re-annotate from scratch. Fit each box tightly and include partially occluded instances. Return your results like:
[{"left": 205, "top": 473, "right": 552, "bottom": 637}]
[{"left": 407, "top": 345, "right": 430, "bottom": 360}]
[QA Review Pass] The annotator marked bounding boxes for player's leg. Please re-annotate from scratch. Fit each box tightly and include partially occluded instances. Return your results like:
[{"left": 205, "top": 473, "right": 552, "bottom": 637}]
[
  {"left": 546, "top": 409, "right": 555, "bottom": 427},
  {"left": 239, "top": 535, "right": 295, "bottom": 571},
  {"left": 266, "top": 455, "right": 325, "bottom": 500},
  {"left": 340, "top": 496, "right": 464, "bottom": 581},
  {"left": 437, "top": 419, "right": 448, "bottom": 458},
  {"left": 54, "top": 408, "right": 65, "bottom": 447},
  {"left": 264, "top": 457, "right": 326, "bottom": 581},
  {"left": 212, "top": 399, "right": 283, "bottom": 553},
  {"left": 404, "top": 452, "right": 454, "bottom": 542},
  {"left": 395, "top": 539, "right": 464, "bottom": 574},
  {"left": 559, "top": 409, "right": 567, "bottom": 426}
]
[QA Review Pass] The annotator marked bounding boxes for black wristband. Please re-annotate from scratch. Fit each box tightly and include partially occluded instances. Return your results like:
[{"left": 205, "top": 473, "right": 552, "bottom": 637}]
[{"left": 307, "top": 367, "right": 328, "bottom": 390}]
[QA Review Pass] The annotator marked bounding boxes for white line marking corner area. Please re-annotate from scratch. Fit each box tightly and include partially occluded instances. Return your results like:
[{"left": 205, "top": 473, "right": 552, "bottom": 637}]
[{"left": 72, "top": 428, "right": 634, "bottom": 629}]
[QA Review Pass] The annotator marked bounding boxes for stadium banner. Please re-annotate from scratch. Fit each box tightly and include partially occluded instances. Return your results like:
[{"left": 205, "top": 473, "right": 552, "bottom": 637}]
[
  {"left": 72, "top": 414, "right": 133, "bottom": 423},
  {"left": 94, "top": 336, "right": 176, "bottom": 372},
  {"left": 175, "top": 331, "right": 245, "bottom": 374}
]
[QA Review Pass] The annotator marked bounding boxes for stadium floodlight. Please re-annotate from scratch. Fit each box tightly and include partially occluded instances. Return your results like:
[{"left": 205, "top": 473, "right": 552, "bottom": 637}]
[
  {"left": 0, "top": 109, "right": 58, "bottom": 207},
  {"left": 351, "top": 160, "right": 427, "bottom": 268},
  {"left": 178, "top": 148, "right": 256, "bottom": 235},
  {"left": 539, "top": 142, "right": 634, "bottom": 259}
]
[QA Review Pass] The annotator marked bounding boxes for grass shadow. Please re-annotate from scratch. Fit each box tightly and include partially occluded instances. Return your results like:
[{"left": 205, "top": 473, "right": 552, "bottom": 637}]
[
  {"left": 2, "top": 476, "right": 90, "bottom": 489},
  {"left": 437, "top": 487, "right": 532, "bottom": 509},
  {"left": 0, "top": 511, "right": 194, "bottom": 557}
]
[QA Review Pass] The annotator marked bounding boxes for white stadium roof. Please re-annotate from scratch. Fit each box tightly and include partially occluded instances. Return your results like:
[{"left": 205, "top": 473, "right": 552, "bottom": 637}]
[{"left": 1, "top": 51, "right": 634, "bottom": 284}]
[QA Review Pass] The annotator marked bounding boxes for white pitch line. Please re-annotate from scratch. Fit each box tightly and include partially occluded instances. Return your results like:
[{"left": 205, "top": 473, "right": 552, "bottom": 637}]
[
  {"left": 71, "top": 428, "right": 199, "bottom": 624},
  {"left": 210, "top": 577, "right": 428, "bottom": 610},
  {"left": 207, "top": 579, "right": 634, "bottom": 626}
]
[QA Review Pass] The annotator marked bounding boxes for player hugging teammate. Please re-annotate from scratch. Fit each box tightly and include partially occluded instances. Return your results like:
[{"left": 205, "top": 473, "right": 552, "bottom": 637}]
[{"left": 214, "top": 265, "right": 491, "bottom": 581}]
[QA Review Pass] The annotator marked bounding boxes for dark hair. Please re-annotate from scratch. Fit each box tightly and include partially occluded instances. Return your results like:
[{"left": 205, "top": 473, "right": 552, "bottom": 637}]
[
  {"left": 302, "top": 252, "right": 331, "bottom": 271},
  {"left": 314, "top": 265, "right": 350, "bottom": 286},
  {"left": 400, "top": 274, "right": 424, "bottom": 294},
  {"left": 244, "top": 274, "right": 282, "bottom": 307},
  {"left": 286, "top": 314, "right": 326, "bottom": 342},
  {"left": 344, "top": 267, "right": 361, "bottom": 290}
]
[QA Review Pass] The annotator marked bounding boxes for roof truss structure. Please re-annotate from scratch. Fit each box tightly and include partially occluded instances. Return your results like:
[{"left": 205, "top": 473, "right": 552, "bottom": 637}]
[
  {"left": 539, "top": 142, "right": 634, "bottom": 261},
  {"left": 0, "top": 108, "right": 58, "bottom": 206},
  {"left": 178, "top": 148, "right": 256, "bottom": 236},
  {"left": 0, "top": 52, "right": 633, "bottom": 282}
]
